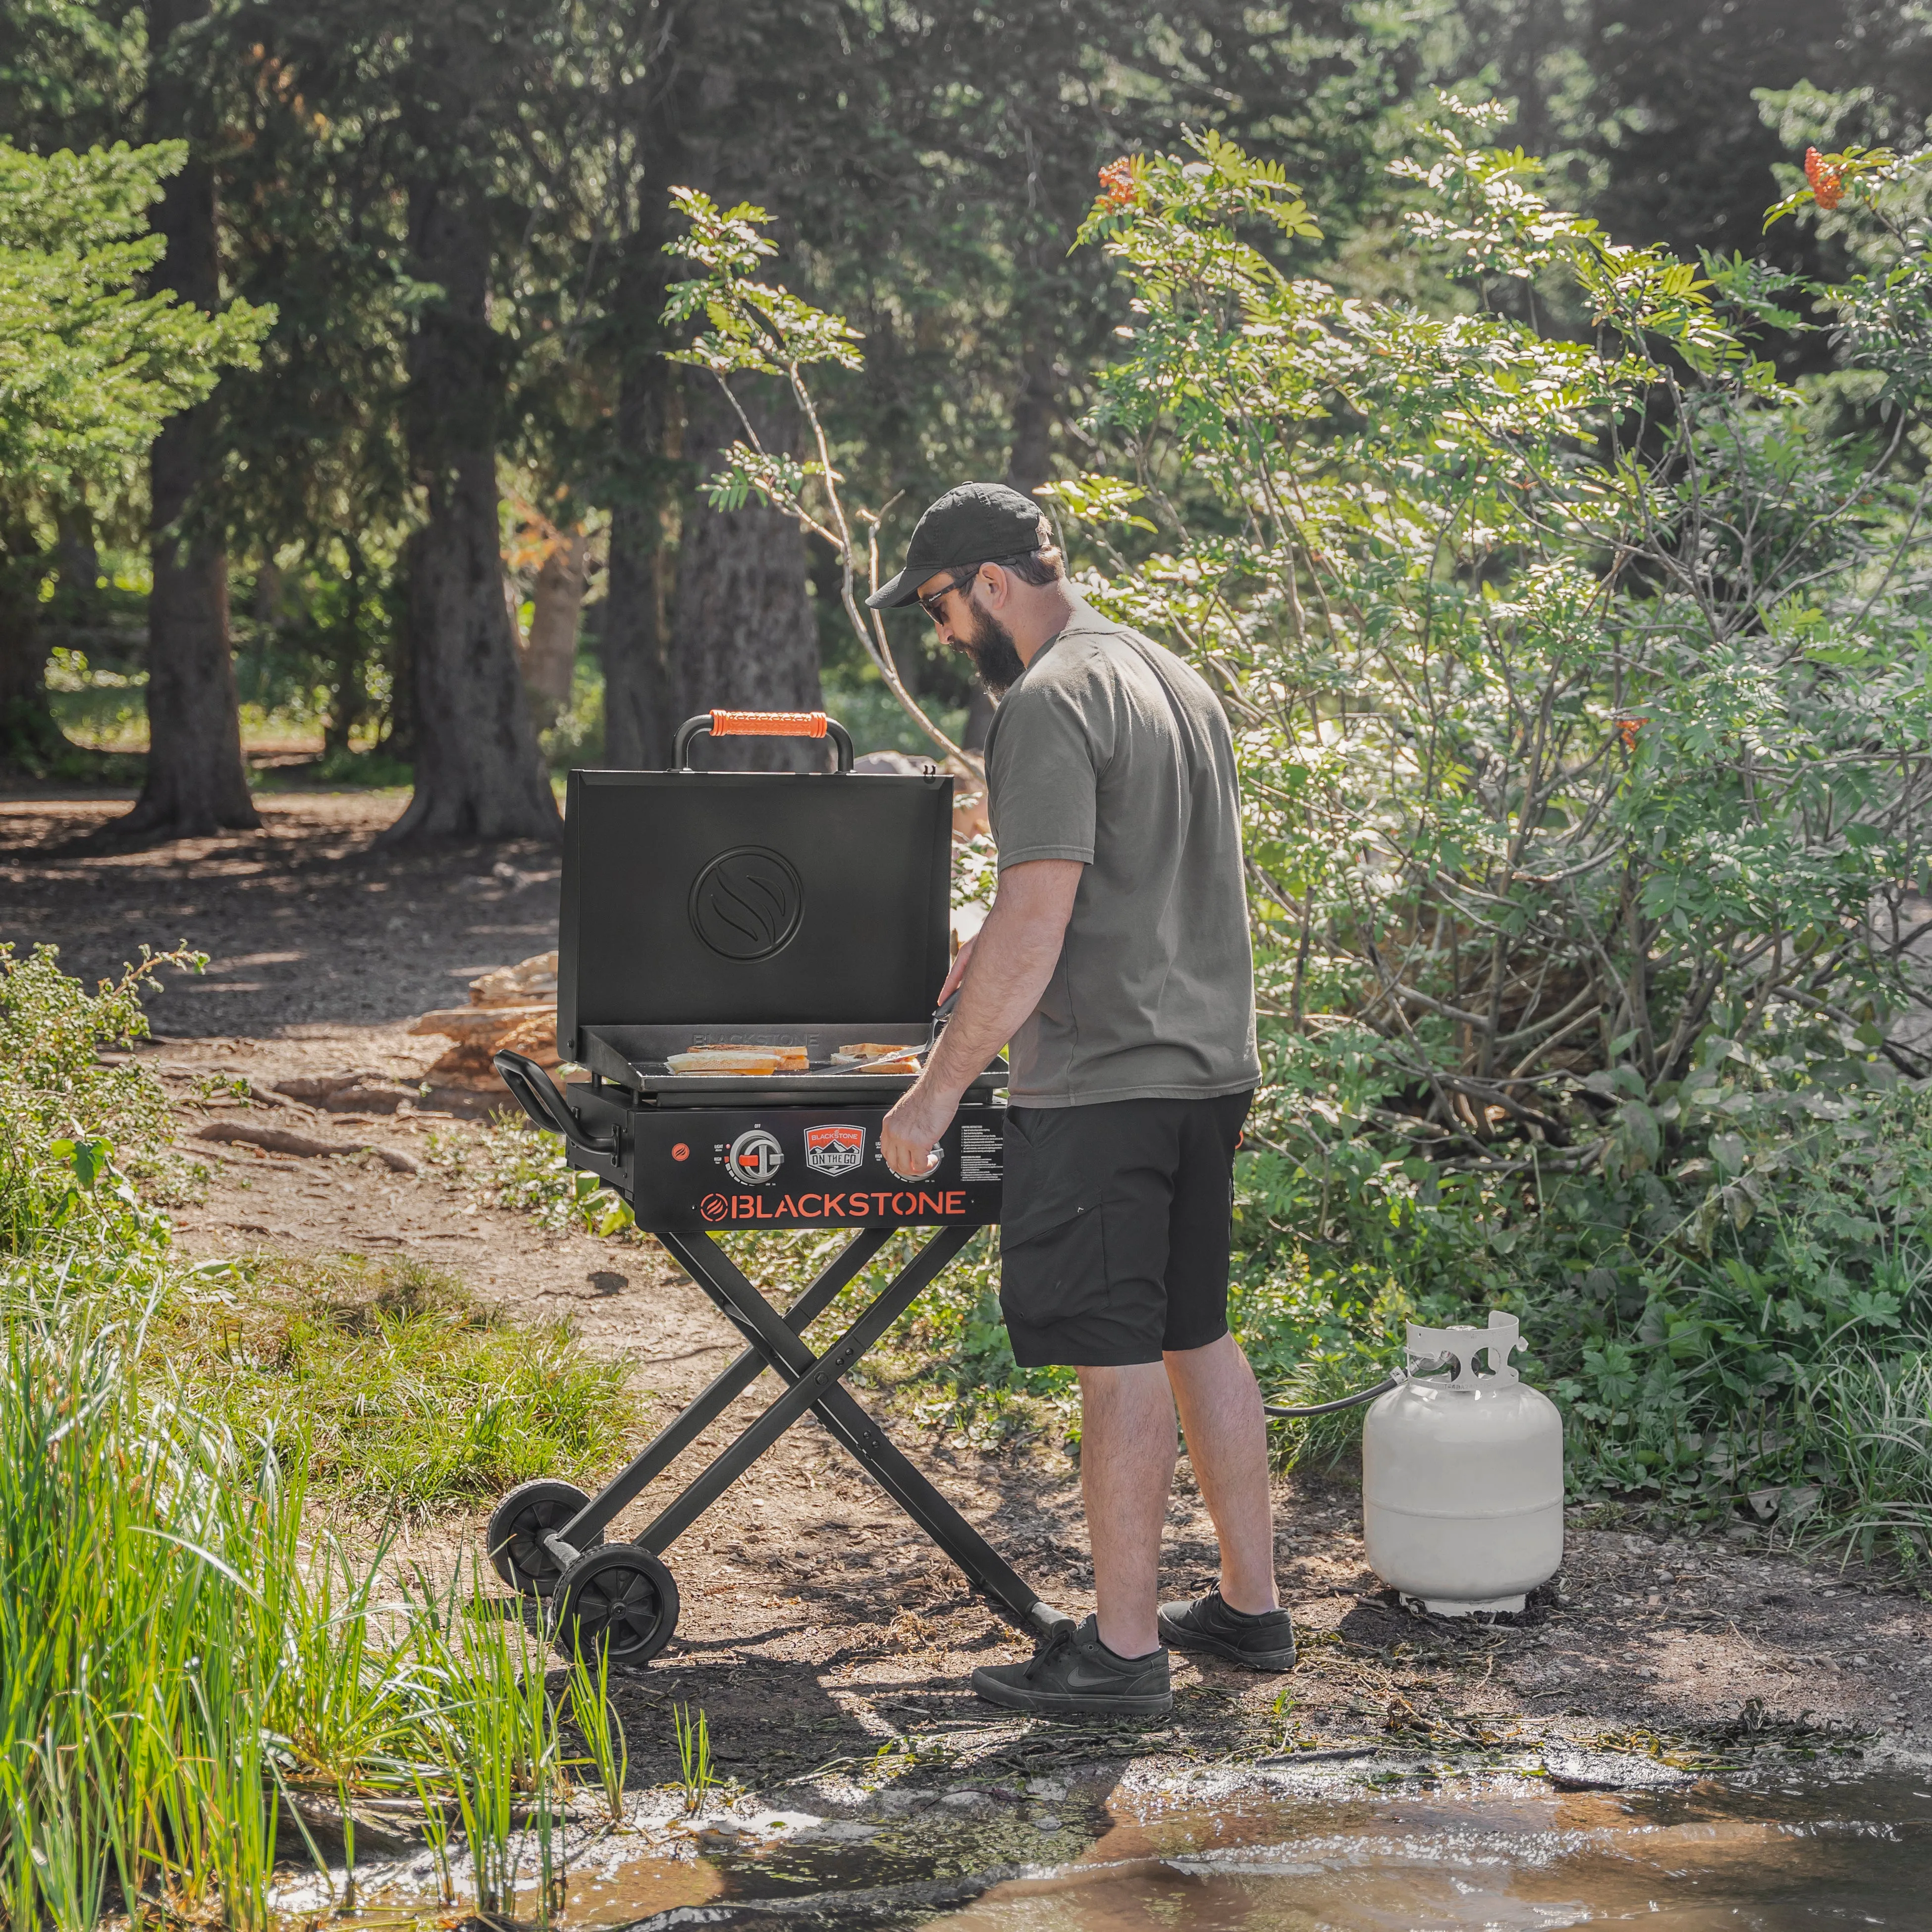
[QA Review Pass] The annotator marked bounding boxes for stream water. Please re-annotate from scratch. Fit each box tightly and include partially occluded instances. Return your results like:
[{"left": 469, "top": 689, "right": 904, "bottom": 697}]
[
  {"left": 533, "top": 1762, "right": 1932, "bottom": 1931},
  {"left": 927, "top": 1771, "right": 1931, "bottom": 1930}
]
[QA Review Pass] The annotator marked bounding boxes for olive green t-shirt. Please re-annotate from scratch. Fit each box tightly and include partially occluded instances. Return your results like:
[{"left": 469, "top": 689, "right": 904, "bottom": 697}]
[{"left": 983, "top": 605, "right": 1260, "bottom": 1107}]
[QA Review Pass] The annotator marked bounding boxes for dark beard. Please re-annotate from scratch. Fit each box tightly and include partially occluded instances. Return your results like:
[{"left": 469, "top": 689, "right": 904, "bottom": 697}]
[{"left": 960, "top": 606, "right": 1025, "bottom": 696}]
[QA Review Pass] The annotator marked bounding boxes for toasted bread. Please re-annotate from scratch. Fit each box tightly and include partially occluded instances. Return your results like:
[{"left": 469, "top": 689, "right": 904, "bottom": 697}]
[{"left": 667, "top": 1044, "right": 809, "bottom": 1075}]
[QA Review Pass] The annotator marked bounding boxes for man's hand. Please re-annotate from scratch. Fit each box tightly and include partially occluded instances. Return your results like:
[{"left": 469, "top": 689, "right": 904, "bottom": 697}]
[
  {"left": 880, "top": 1082, "right": 954, "bottom": 1180},
  {"left": 882, "top": 929, "right": 972, "bottom": 1175},
  {"left": 880, "top": 859, "right": 1082, "bottom": 1177}
]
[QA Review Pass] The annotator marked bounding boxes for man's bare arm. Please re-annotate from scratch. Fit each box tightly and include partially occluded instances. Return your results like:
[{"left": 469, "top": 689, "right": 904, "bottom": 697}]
[{"left": 879, "top": 858, "right": 1083, "bottom": 1176}]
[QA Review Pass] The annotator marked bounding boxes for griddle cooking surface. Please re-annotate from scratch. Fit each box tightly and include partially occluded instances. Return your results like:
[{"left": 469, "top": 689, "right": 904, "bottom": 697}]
[
  {"left": 577, "top": 1022, "right": 1003, "bottom": 1106},
  {"left": 628, "top": 1071, "right": 1005, "bottom": 1106}
]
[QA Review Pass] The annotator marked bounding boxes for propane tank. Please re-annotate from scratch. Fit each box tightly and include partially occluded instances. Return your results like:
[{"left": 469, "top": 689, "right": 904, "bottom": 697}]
[{"left": 1362, "top": 1311, "right": 1563, "bottom": 1615}]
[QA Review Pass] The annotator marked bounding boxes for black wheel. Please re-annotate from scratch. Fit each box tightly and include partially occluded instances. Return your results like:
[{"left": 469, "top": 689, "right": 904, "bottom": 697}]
[
  {"left": 549, "top": 1544, "right": 680, "bottom": 1667},
  {"left": 487, "top": 1479, "right": 603, "bottom": 1598}
]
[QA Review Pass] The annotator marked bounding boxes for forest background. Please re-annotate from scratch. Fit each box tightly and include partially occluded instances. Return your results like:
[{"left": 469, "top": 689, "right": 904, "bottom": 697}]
[
  {"left": 12, "top": 0, "right": 1932, "bottom": 1563},
  {"left": 5, "top": 0, "right": 1929, "bottom": 831}
]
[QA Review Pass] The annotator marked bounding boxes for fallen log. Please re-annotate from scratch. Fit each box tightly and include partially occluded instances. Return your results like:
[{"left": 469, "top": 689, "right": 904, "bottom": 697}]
[
  {"left": 408, "top": 1002, "right": 554, "bottom": 1045},
  {"left": 468, "top": 950, "right": 557, "bottom": 1007},
  {"left": 278, "top": 1790, "right": 426, "bottom": 1859},
  {"left": 408, "top": 951, "right": 564, "bottom": 1089}
]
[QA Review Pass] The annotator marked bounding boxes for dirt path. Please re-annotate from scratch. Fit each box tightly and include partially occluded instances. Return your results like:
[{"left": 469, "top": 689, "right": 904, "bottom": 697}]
[{"left": 5, "top": 787, "right": 1931, "bottom": 1794}]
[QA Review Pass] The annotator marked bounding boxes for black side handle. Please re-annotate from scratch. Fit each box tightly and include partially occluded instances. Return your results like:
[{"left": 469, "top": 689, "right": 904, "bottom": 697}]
[{"left": 492, "top": 1050, "right": 618, "bottom": 1155}]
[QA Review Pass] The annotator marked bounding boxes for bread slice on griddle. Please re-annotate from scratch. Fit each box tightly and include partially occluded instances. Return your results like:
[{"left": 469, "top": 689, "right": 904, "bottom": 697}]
[{"left": 666, "top": 1044, "right": 809, "bottom": 1075}]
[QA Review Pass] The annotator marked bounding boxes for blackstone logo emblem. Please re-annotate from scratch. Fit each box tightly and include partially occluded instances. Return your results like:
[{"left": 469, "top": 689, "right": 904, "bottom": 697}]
[
  {"left": 804, "top": 1123, "right": 865, "bottom": 1176},
  {"left": 725, "top": 1128, "right": 783, "bottom": 1185},
  {"left": 689, "top": 846, "right": 804, "bottom": 962},
  {"left": 700, "top": 1193, "right": 729, "bottom": 1222}
]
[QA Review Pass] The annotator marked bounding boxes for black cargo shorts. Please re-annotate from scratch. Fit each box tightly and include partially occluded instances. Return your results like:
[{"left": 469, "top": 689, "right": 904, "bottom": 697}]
[{"left": 997, "top": 1091, "right": 1253, "bottom": 1369}]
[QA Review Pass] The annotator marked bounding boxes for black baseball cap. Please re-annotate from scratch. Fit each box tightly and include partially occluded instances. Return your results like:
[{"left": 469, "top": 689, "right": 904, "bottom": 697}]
[{"left": 866, "top": 482, "right": 1049, "bottom": 609}]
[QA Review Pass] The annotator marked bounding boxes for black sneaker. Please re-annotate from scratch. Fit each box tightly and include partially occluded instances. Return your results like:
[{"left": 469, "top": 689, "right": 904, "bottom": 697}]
[
  {"left": 971, "top": 1614, "right": 1173, "bottom": 1718},
  {"left": 1158, "top": 1588, "right": 1298, "bottom": 1671}
]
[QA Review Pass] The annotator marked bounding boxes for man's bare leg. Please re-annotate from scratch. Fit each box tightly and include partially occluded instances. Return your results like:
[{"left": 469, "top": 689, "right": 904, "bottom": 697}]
[
  {"left": 1166, "top": 1331, "right": 1279, "bottom": 1613},
  {"left": 1076, "top": 1360, "right": 1176, "bottom": 1657}
]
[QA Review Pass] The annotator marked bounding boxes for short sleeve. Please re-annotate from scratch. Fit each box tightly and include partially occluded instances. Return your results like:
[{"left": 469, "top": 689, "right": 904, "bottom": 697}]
[{"left": 986, "top": 684, "right": 1098, "bottom": 869}]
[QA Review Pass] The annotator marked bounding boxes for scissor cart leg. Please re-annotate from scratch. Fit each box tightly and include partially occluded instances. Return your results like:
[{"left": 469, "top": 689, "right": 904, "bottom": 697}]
[
  {"left": 487, "top": 1232, "right": 890, "bottom": 1606},
  {"left": 494, "top": 1225, "right": 1066, "bottom": 1669},
  {"left": 656, "top": 1230, "right": 1069, "bottom": 1637}
]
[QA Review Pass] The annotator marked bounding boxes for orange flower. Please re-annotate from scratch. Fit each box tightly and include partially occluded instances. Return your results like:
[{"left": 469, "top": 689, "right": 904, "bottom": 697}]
[
  {"left": 1098, "top": 158, "right": 1137, "bottom": 208},
  {"left": 1616, "top": 717, "right": 1647, "bottom": 751},
  {"left": 1805, "top": 147, "right": 1844, "bottom": 212}
]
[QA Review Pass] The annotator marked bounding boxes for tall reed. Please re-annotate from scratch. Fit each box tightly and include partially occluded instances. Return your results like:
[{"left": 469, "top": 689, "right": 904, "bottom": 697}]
[
  {"left": 674, "top": 1704, "right": 715, "bottom": 1816},
  {"left": 565, "top": 1641, "right": 628, "bottom": 1825},
  {"left": 0, "top": 1285, "right": 556, "bottom": 1929},
  {"left": 0, "top": 1289, "right": 291, "bottom": 1929},
  {"left": 406, "top": 1561, "right": 567, "bottom": 1923},
  {"left": 0, "top": 946, "right": 588, "bottom": 1928}
]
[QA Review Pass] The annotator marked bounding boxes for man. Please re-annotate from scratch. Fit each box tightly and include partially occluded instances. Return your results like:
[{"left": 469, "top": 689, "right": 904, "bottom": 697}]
[{"left": 873, "top": 482, "right": 1295, "bottom": 1718}]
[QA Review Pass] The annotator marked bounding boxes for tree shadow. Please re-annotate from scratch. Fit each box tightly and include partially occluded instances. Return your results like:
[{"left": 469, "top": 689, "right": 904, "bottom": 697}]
[{"left": 0, "top": 793, "right": 564, "bottom": 1034}]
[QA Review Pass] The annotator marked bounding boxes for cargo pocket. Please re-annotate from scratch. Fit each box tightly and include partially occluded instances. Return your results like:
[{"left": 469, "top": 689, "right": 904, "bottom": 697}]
[{"left": 997, "top": 1112, "right": 1111, "bottom": 1331}]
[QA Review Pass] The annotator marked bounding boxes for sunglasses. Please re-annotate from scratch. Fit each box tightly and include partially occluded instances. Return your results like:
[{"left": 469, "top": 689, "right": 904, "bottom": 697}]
[{"left": 917, "top": 567, "right": 980, "bottom": 623}]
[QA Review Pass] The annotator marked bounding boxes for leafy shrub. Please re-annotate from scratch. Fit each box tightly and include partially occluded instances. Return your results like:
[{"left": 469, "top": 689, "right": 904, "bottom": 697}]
[
  {"left": 428, "top": 1110, "right": 637, "bottom": 1236},
  {"left": 1233, "top": 1033, "right": 1932, "bottom": 1556},
  {"left": 0, "top": 941, "right": 200, "bottom": 1252},
  {"left": 1052, "top": 111, "right": 1932, "bottom": 1152}
]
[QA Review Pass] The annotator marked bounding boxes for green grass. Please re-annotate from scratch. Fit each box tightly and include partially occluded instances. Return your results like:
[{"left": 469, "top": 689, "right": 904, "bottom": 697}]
[
  {"left": 160, "top": 1253, "right": 641, "bottom": 1514},
  {"left": 250, "top": 745, "right": 416, "bottom": 790}
]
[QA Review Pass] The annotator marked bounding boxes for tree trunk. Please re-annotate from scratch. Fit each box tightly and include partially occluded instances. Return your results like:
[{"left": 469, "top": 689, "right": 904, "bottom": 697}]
[
  {"left": 0, "top": 520, "right": 59, "bottom": 771},
  {"left": 53, "top": 509, "right": 104, "bottom": 637},
  {"left": 667, "top": 375, "right": 823, "bottom": 772},
  {"left": 518, "top": 527, "right": 587, "bottom": 730},
  {"left": 381, "top": 171, "right": 560, "bottom": 844},
  {"left": 118, "top": 0, "right": 258, "bottom": 839},
  {"left": 600, "top": 351, "right": 674, "bottom": 768},
  {"left": 1004, "top": 330, "right": 1059, "bottom": 496},
  {"left": 597, "top": 18, "right": 701, "bottom": 773}
]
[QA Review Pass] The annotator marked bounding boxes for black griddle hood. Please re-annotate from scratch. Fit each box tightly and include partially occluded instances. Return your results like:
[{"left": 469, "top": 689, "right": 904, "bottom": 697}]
[{"left": 557, "top": 762, "right": 958, "bottom": 1093}]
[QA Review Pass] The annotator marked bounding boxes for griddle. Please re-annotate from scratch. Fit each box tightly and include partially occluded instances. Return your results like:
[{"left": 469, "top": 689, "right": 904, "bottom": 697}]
[{"left": 489, "top": 708, "right": 1064, "bottom": 1666}]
